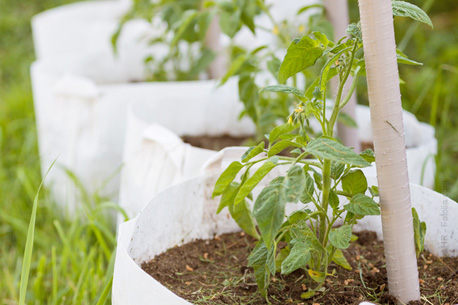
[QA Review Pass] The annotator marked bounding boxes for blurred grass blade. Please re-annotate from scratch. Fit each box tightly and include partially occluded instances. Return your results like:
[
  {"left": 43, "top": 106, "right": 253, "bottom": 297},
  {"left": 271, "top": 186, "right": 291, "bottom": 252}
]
[
  {"left": 19, "top": 160, "right": 56, "bottom": 305},
  {"left": 95, "top": 276, "right": 113, "bottom": 305}
]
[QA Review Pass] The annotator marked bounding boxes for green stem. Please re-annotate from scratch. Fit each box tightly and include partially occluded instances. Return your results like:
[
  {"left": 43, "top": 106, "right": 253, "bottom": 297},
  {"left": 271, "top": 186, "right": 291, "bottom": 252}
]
[
  {"left": 335, "top": 190, "right": 352, "bottom": 197},
  {"left": 339, "top": 66, "right": 361, "bottom": 110},
  {"left": 319, "top": 159, "right": 332, "bottom": 244},
  {"left": 322, "top": 212, "right": 343, "bottom": 248},
  {"left": 328, "top": 42, "right": 359, "bottom": 135}
]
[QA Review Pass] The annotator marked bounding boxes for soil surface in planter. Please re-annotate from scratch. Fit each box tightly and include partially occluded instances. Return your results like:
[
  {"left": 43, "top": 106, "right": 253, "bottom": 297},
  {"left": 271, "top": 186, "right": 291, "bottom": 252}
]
[
  {"left": 181, "top": 135, "right": 251, "bottom": 151},
  {"left": 181, "top": 135, "right": 298, "bottom": 156},
  {"left": 141, "top": 231, "right": 458, "bottom": 304}
]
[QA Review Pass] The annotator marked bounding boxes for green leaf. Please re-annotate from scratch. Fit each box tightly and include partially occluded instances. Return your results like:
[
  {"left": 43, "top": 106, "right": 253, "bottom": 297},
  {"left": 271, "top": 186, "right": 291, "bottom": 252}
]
[
  {"left": 275, "top": 247, "right": 290, "bottom": 273},
  {"left": 369, "top": 185, "right": 379, "bottom": 197},
  {"left": 216, "top": 182, "right": 239, "bottom": 214},
  {"left": 268, "top": 140, "right": 302, "bottom": 157},
  {"left": 283, "top": 165, "right": 306, "bottom": 203},
  {"left": 269, "top": 123, "right": 298, "bottom": 143},
  {"left": 250, "top": 45, "right": 268, "bottom": 55},
  {"left": 220, "top": 54, "right": 247, "bottom": 86},
  {"left": 267, "top": 56, "right": 281, "bottom": 78},
  {"left": 332, "top": 248, "right": 352, "bottom": 270},
  {"left": 219, "top": 10, "right": 242, "bottom": 38},
  {"left": 313, "top": 31, "right": 331, "bottom": 49},
  {"left": 238, "top": 74, "right": 259, "bottom": 123},
  {"left": 253, "top": 185, "right": 286, "bottom": 248},
  {"left": 342, "top": 170, "right": 368, "bottom": 196},
  {"left": 392, "top": 0, "right": 433, "bottom": 28},
  {"left": 260, "top": 85, "right": 305, "bottom": 99},
  {"left": 344, "top": 194, "right": 380, "bottom": 216},
  {"left": 330, "top": 161, "right": 345, "bottom": 180},
  {"left": 359, "top": 149, "right": 375, "bottom": 163},
  {"left": 304, "top": 76, "right": 320, "bottom": 100},
  {"left": 346, "top": 22, "right": 362, "bottom": 41},
  {"left": 297, "top": 4, "right": 323, "bottom": 15},
  {"left": 288, "top": 209, "right": 313, "bottom": 224},
  {"left": 171, "top": 10, "right": 199, "bottom": 48},
  {"left": 328, "top": 189, "right": 339, "bottom": 209},
  {"left": 312, "top": 170, "right": 322, "bottom": 191},
  {"left": 281, "top": 241, "right": 312, "bottom": 275},
  {"left": 229, "top": 199, "right": 259, "bottom": 239},
  {"left": 242, "top": 142, "right": 265, "bottom": 162},
  {"left": 319, "top": 48, "right": 350, "bottom": 94},
  {"left": 306, "top": 137, "right": 370, "bottom": 167},
  {"left": 247, "top": 242, "right": 273, "bottom": 297},
  {"left": 189, "top": 49, "right": 216, "bottom": 76},
  {"left": 279, "top": 36, "right": 324, "bottom": 84},
  {"left": 412, "top": 207, "right": 426, "bottom": 257},
  {"left": 235, "top": 159, "right": 278, "bottom": 205},
  {"left": 329, "top": 225, "right": 352, "bottom": 249},
  {"left": 300, "top": 172, "right": 315, "bottom": 203},
  {"left": 301, "top": 290, "right": 316, "bottom": 299},
  {"left": 290, "top": 148, "right": 302, "bottom": 155},
  {"left": 212, "top": 161, "right": 244, "bottom": 197},
  {"left": 269, "top": 176, "right": 285, "bottom": 186},
  {"left": 396, "top": 49, "right": 422, "bottom": 66},
  {"left": 338, "top": 112, "right": 358, "bottom": 128},
  {"left": 308, "top": 269, "right": 325, "bottom": 283},
  {"left": 240, "top": 1, "right": 257, "bottom": 33}
]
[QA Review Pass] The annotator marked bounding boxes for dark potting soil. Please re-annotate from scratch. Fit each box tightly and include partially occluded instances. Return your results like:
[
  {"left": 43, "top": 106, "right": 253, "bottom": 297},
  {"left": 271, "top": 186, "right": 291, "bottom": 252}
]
[
  {"left": 181, "top": 135, "right": 251, "bottom": 151},
  {"left": 181, "top": 135, "right": 298, "bottom": 157},
  {"left": 141, "top": 231, "right": 458, "bottom": 305}
]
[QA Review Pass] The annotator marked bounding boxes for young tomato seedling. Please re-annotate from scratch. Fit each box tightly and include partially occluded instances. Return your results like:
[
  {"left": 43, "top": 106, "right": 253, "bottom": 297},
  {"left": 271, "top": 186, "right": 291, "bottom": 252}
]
[
  {"left": 213, "top": 27, "right": 378, "bottom": 299},
  {"left": 212, "top": 4, "right": 429, "bottom": 297}
]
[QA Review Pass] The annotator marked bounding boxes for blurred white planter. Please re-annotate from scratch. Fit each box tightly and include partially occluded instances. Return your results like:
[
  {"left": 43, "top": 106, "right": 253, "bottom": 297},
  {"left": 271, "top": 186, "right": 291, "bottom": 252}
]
[
  {"left": 31, "top": 52, "right": 252, "bottom": 209},
  {"left": 356, "top": 105, "right": 437, "bottom": 188},
  {"left": 31, "top": 0, "right": 320, "bottom": 61},
  {"left": 119, "top": 89, "right": 255, "bottom": 219},
  {"left": 113, "top": 169, "right": 457, "bottom": 304},
  {"left": 119, "top": 103, "right": 436, "bottom": 219},
  {"left": 32, "top": 1, "right": 130, "bottom": 60}
]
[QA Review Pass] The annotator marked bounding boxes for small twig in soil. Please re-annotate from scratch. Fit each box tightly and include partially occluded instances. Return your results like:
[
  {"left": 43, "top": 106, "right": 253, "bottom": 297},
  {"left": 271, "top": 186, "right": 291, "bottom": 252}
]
[
  {"left": 225, "top": 237, "right": 248, "bottom": 250},
  {"left": 436, "top": 256, "right": 455, "bottom": 273}
]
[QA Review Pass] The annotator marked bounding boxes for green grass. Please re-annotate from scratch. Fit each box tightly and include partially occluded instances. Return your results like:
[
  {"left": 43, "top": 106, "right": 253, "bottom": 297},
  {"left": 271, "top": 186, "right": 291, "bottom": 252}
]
[
  {"left": 1, "top": 0, "right": 458, "bottom": 304},
  {"left": 0, "top": 0, "right": 118, "bottom": 304}
]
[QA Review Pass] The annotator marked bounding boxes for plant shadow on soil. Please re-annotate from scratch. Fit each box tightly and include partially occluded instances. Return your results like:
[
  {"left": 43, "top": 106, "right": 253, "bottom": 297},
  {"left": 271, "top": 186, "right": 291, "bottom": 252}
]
[{"left": 142, "top": 231, "right": 458, "bottom": 305}]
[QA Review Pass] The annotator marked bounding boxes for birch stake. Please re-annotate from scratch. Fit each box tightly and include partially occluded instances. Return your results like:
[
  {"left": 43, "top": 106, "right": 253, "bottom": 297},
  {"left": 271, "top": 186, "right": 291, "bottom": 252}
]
[
  {"left": 204, "top": 16, "right": 227, "bottom": 79},
  {"left": 323, "top": 0, "right": 360, "bottom": 153},
  {"left": 358, "top": 0, "right": 420, "bottom": 303}
]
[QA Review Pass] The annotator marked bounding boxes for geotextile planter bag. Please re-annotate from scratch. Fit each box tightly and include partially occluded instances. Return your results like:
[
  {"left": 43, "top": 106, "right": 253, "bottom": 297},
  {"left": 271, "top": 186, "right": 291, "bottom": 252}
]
[
  {"left": 31, "top": 1, "right": 146, "bottom": 60},
  {"left": 119, "top": 103, "right": 436, "bottom": 219},
  {"left": 118, "top": 85, "right": 255, "bottom": 219},
  {"left": 31, "top": 53, "right": 250, "bottom": 210},
  {"left": 112, "top": 167, "right": 457, "bottom": 304},
  {"left": 356, "top": 105, "right": 437, "bottom": 188}
]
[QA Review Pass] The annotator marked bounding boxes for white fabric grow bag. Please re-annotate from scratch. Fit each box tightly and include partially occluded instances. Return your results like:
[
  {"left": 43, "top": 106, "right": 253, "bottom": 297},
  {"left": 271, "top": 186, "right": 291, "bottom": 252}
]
[
  {"left": 31, "top": 52, "right": 251, "bottom": 209},
  {"left": 119, "top": 103, "right": 436, "bottom": 219},
  {"left": 356, "top": 105, "right": 437, "bottom": 188},
  {"left": 32, "top": 1, "right": 133, "bottom": 60},
  {"left": 112, "top": 170, "right": 457, "bottom": 304},
  {"left": 119, "top": 88, "right": 255, "bottom": 219},
  {"left": 31, "top": 0, "right": 320, "bottom": 61}
]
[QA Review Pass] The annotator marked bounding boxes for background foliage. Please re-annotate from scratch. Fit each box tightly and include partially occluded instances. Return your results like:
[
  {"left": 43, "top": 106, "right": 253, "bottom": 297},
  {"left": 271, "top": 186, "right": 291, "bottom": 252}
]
[{"left": 0, "top": 0, "right": 457, "bottom": 303}]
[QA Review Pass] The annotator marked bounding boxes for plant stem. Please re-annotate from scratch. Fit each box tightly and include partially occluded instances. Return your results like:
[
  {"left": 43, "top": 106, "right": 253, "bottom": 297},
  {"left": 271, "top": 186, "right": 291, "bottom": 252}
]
[
  {"left": 339, "top": 66, "right": 361, "bottom": 110},
  {"left": 328, "top": 42, "right": 359, "bottom": 135},
  {"left": 319, "top": 159, "right": 331, "bottom": 244}
]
